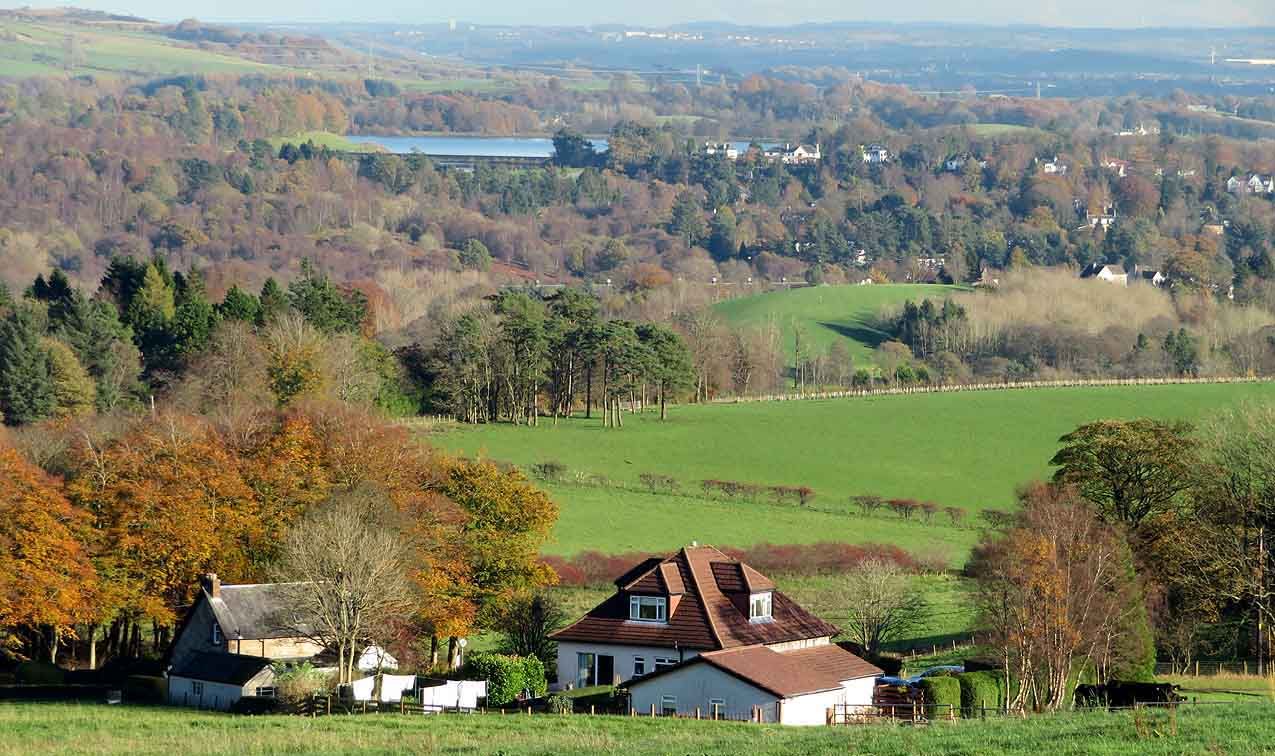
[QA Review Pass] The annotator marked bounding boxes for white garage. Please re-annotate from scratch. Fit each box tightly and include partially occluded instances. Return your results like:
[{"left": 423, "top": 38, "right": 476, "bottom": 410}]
[{"left": 623, "top": 643, "right": 880, "bottom": 726}]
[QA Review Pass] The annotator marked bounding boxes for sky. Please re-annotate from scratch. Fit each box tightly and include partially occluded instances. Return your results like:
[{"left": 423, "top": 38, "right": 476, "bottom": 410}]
[{"left": 48, "top": 0, "right": 1275, "bottom": 28}]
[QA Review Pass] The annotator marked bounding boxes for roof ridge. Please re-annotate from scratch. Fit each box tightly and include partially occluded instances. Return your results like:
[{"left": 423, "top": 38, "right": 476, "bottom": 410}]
[{"left": 680, "top": 546, "right": 725, "bottom": 649}]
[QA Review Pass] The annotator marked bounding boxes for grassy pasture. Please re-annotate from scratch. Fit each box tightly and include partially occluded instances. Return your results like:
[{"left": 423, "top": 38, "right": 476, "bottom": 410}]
[
  {"left": 438, "top": 383, "right": 1275, "bottom": 560},
  {"left": 3, "top": 702, "right": 1274, "bottom": 755},
  {"left": 712, "top": 283, "right": 962, "bottom": 365}
]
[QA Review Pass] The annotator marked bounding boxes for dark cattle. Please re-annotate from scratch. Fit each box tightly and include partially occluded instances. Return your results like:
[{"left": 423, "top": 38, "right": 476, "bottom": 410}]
[{"left": 1074, "top": 681, "right": 1184, "bottom": 708}]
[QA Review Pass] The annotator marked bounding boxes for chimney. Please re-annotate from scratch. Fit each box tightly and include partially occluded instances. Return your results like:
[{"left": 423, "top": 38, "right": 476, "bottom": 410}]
[{"left": 201, "top": 572, "right": 221, "bottom": 599}]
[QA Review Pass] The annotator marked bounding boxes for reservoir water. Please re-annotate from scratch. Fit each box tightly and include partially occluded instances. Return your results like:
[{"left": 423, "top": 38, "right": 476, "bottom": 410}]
[{"left": 345, "top": 135, "right": 769, "bottom": 157}]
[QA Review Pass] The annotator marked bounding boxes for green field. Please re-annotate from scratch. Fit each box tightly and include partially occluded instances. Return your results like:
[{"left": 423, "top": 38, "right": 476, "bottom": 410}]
[
  {"left": 3, "top": 702, "right": 1274, "bottom": 755},
  {"left": 0, "top": 21, "right": 295, "bottom": 78},
  {"left": 438, "top": 383, "right": 1275, "bottom": 559},
  {"left": 713, "top": 284, "right": 962, "bottom": 365},
  {"left": 269, "top": 131, "right": 384, "bottom": 152},
  {"left": 1160, "top": 674, "right": 1275, "bottom": 703}
]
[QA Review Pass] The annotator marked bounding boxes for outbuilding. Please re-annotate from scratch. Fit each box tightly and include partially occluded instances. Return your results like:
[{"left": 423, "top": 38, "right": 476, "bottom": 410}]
[
  {"left": 167, "top": 651, "right": 276, "bottom": 711},
  {"left": 623, "top": 643, "right": 881, "bottom": 726}
]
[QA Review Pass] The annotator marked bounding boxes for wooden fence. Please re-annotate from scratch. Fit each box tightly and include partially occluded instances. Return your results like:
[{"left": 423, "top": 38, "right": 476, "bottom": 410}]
[
  {"left": 1154, "top": 661, "right": 1270, "bottom": 676},
  {"left": 714, "top": 375, "right": 1272, "bottom": 405}
]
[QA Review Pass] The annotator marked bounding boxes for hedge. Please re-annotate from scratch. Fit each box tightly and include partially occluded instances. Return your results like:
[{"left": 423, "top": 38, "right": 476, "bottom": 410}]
[
  {"left": 956, "top": 670, "right": 1006, "bottom": 715},
  {"left": 917, "top": 675, "right": 961, "bottom": 719},
  {"left": 466, "top": 653, "right": 547, "bottom": 706},
  {"left": 14, "top": 662, "right": 66, "bottom": 685}
]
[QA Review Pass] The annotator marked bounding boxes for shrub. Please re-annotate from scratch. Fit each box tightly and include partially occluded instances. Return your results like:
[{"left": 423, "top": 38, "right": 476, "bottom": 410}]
[
  {"left": 274, "top": 662, "right": 332, "bottom": 704},
  {"left": 917, "top": 675, "right": 961, "bottom": 719},
  {"left": 123, "top": 674, "right": 167, "bottom": 703},
  {"left": 956, "top": 671, "right": 1006, "bottom": 716},
  {"left": 546, "top": 692, "right": 573, "bottom": 714},
  {"left": 638, "top": 473, "right": 678, "bottom": 494},
  {"left": 887, "top": 498, "right": 919, "bottom": 519},
  {"left": 531, "top": 461, "right": 567, "bottom": 482},
  {"left": 944, "top": 506, "right": 965, "bottom": 525},
  {"left": 853, "top": 494, "right": 884, "bottom": 514},
  {"left": 466, "top": 652, "right": 547, "bottom": 705},
  {"left": 14, "top": 662, "right": 65, "bottom": 685}
]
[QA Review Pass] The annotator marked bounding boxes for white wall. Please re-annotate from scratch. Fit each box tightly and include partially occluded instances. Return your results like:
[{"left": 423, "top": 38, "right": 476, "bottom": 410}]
[
  {"left": 554, "top": 641, "right": 695, "bottom": 689},
  {"left": 168, "top": 668, "right": 274, "bottom": 711},
  {"left": 627, "top": 663, "right": 777, "bottom": 721},
  {"left": 778, "top": 677, "right": 875, "bottom": 726}
]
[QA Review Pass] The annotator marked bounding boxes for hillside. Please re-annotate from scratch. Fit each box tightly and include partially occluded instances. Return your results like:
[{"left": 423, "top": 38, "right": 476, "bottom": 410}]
[
  {"left": 713, "top": 284, "right": 963, "bottom": 366},
  {"left": 435, "top": 382, "right": 1275, "bottom": 560}
]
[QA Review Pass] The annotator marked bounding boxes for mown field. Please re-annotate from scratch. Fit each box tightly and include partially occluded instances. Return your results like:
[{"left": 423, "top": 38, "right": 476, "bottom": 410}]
[
  {"left": 3, "top": 702, "right": 1274, "bottom": 755},
  {"left": 712, "top": 283, "right": 962, "bottom": 365},
  {"left": 436, "top": 382, "right": 1275, "bottom": 559}
]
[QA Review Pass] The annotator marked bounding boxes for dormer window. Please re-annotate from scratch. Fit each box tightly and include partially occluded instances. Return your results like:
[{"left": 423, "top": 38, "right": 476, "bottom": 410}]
[
  {"left": 749, "top": 592, "right": 772, "bottom": 621},
  {"left": 629, "top": 595, "right": 667, "bottom": 623}
]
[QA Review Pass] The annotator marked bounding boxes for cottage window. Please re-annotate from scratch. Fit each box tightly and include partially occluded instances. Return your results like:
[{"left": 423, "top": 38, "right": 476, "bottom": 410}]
[
  {"left": 660, "top": 695, "right": 677, "bottom": 716},
  {"left": 192, "top": 681, "right": 204, "bottom": 696},
  {"left": 211, "top": 622, "right": 222, "bottom": 644},
  {"left": 654, "top": 657, "right": 677, "bottom": 672},
  {"left": 749, "top": 592, "right": 772, "bottom": 621},
  {"left": 632, "top": 657, "right": 646, "bottom": 678},
  {"left": 255, "top": 686, "right": 277, "bottom": 698},
  {"left": 576, "top": 652, "right": 595, "bottom": 689},
  {"left": 708, "top": 698, "right": 725, "bottom": 720},
  {"left": 629, "top": 595, "right": 667, "bottom": 623}
]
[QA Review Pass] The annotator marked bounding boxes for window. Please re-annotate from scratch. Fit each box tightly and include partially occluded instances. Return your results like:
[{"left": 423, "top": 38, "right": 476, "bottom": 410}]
[
  {"left": 632, "top": 657, "right": 646, "bottom": 678},
  {"left": 660, "top": 695, "right": 677, "bottom": 717},
  {"left": 191, "top": 681, "right": 204, "bottom": 696},
  {"left": 576, "top": 652, "right": 595, "bottom": 689},
  {"left": 749, "top": 592, "right": 772, "bottom": 621},
  {"left": 629, "top": 595, "right": 667, "bottom": 622},
  {"left": 708, "top": 698, "right": 725, "bottom": 720},
  {"left": 211, "top": 622, "right": 223, "bottom": 644},
  {"left": 255, "top": 686, "right": 277, "bottom": 698},
  {"left": 654, "top": 657, "right": 677, "bottom": 672}
]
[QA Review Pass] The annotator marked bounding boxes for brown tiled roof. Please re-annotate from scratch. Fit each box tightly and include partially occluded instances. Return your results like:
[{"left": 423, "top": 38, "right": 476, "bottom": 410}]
[
  {"left": 624, "top": 644, "right": 882, "bottom": 698},
  {"left": 550, "top": 545, "right": 839, "bottom": 650}
]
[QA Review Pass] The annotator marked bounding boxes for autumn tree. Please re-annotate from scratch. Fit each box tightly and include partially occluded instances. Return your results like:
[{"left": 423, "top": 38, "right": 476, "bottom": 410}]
[
  {"left": 0, "top": 438, "right": 97, "bottom": 663},
  {"left": 1050, "top": 419, "right": 1197, "bottom": 532}
]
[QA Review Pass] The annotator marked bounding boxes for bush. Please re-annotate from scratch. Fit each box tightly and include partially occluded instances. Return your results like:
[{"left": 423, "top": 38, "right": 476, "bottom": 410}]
[
  {"left": 917, "top": 675, "right": 961, "bottom": 719},
  {"left": 956, "top": 671, "right": 1005, "bottom": 715},
  {"left": 274, "top": 662, "right": 332, "bottom": 704},
  {"left": 466, "top": 652, "right": 547, "bottom": 705},
  {"left": 638, "top": 473, "right": 678, "bottom": 494},
  {"left": 546, "top": 692, "right": 573, "bottom": 714},
  {"left": 123, "top": 674, "right": 167, "bottom": 703},
  {"left": 14, "top": 662, "right": 65, "bottom": 685},
  {"left": 531, "top": 461, "right": 567, "bottom": 482}
]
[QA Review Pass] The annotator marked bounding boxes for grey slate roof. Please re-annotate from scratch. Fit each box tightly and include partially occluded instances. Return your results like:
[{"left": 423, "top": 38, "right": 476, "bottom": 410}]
[
  {"left": 207, "top": 582, "right": 316, "bottom": 641},
  {"left": 170, "top": 651, "right": 272, "bottom": 686}
]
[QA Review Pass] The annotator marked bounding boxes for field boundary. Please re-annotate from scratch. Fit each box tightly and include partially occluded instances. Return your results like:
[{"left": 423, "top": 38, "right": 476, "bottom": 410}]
[{"left": 713, "top": 375, "right": 1274, "bottom": 405}]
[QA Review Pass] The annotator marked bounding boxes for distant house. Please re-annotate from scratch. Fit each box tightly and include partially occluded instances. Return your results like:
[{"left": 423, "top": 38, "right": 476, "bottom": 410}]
[
  {"left": 764, "top": 143, "right": 820, "bottom": 165},
  {"left": 1080, "top": 262, "right": 1128, "bottom": 286},
  {"left": 860, "top": 144, "right": 891, "bottom": 164},
  {"left": 551, "top": 543, "right": 880, "bottom": 724},
  {"left": 943, "top": 154, "right": 985, "bottom": 172},
  {"left": 1102, "top": 158, "right": 1132, "bottom": 178},
  {"left": 1136, "top": 268, "right": 1167, "bottom": 287},
  {"left": 165, "top": 574, "right": 327, "bottom": 710},
  {"left": 1228, "top": 175, "right": 1274, "bottom": 195},
  {"left": 1038, "top": 156, "right": 1067, "bottom": 176},
  {"left": 704, "top": 141, "right": 739, "bottom": 161},
  {"left": 1085, "top": 204, "right": 1117, "bottom": 231},
  {"left": 357, "top": 644, "right": 400, "bottom": 673}
]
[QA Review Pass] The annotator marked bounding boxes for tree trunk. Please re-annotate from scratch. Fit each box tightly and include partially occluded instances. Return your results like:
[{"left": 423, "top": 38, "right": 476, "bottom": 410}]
[
  {"left": 87, "top": 624, "right": 97, "bottom": 670},
  {"left": 430, "top": 635, "right": 439, "bottom": 669},
  {"left": 660, "top": 384, "right": 667, "bottom": 421},
  {"left": 447, "top": 636, "right": 459, "bottom": 670},
  {"left": 47, "top": 627, "right": 58, "bottom": 665},
  {"left": 585, "top": 364, "right": 593, "bottom": 419}
]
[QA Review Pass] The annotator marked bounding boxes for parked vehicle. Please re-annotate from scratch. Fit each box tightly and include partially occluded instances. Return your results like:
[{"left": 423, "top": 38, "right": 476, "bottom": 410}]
[{"left": 877, "top": 665, "right": 964, "bottom": 687}]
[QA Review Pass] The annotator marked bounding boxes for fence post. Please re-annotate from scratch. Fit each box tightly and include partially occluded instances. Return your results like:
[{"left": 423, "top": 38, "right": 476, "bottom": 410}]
[{"left": 651, "top": 703, "right": 656, "bottom": 717}]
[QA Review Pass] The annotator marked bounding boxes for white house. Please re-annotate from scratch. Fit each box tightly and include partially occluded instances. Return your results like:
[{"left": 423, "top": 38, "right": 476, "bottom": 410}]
[
  {"left": 167, "top": 651, "right": 277, "bottom": 711},
  {"left": 1102, "top": 158, "right": 1131, "bottom": 178},
  {"left": 623, "top": 644, "right": 880, "bottom": 725},
  {"left": 704, "top": 141, "right": 739, "bottom": 161},
  {"left": 550, "top": 544, "right": 880, "bottom": 724},
  {"left": 1228, "top": 175, "right": 1274, "bottom": 195},
  {"left": 1038, "top": 156, "right": 1067, "bottom": 175},
  {"left": 357, "top": 644, "right": 400, "bottom": 673},
  {"left": 860, "top": 144, "right": 891, "bottom": 164},
  {"left": 1080, "top": 262, "right": 1128, "bottom": 286}
]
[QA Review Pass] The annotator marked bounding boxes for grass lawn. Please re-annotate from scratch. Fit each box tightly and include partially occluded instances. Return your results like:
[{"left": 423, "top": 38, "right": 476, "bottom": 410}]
[
  {"left": 437, "top": 382, "right": 1275, "bottom": 533},
  {"left": 268, "top": 131, "right": 383, "bottom": 152},
  {"left": 3, "top": 702, "right": 1275, "bottom": 755},
  {"left": 713, "top": 283, "right": 963, "bottom": 366}
]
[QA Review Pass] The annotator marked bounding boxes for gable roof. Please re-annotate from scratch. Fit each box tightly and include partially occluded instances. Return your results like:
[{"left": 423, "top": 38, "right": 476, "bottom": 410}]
[
  {"left": 550, "top": 545, "right": 839, "bottom": 651},
  {"left": 170, "top": 651, "right": 272, "bottom": 686},
  {"left": 623, "top": 644, "right": 882, "bottom": 698},
  {"left": 206, "top": 582, "right": 316, "bottom": 641}
]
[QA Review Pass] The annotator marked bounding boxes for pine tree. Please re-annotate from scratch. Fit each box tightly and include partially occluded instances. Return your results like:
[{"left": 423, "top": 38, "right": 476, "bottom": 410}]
[
  {"left": 0, "top": 308, "right": 55, "bottom": 425},
  {"left": 218, "top": 285, "right": 261, "bottom": 323},
  {"left": 257, "top": 278, "right": 289, "bottom": 327}
]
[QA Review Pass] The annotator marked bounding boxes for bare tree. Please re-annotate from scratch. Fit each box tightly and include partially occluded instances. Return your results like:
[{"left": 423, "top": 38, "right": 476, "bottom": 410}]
[
  {"left": 841, "top": 558, "right": 929, "bottom": 656},
  {"left": 273, "top": 488, "right": 416, "bottom": 684}
]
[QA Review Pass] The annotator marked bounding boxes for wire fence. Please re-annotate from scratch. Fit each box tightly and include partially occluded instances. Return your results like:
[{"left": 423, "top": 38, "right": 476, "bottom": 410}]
[{"left": 1154, "top": 661, "right": 1271, "bottom": 677}]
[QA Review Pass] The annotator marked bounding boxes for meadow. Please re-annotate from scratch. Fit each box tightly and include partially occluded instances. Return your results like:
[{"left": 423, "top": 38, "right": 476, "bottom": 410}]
[
  {"left": 437, "top": 382, "right": 1275, "bottom": 559},
  {"left": 2, "top": 702, "right": 1273, "bottom": 755},
  {"left": 712, "top": 283, "right": 962, "bottom": 365}
]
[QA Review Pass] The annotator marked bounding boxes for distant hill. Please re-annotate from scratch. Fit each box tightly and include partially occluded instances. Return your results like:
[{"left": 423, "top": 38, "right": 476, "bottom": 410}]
[{"left": 713, "top": 283, "right": 964, "bottom": 366}]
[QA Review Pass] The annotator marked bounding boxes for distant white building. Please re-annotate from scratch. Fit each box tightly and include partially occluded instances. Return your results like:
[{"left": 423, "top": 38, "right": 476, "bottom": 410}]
[
  {"left": 1080, "top": 262, "right": 1128, "bottom": 286},
  {"left": 1228, "top": 175, "right": 1273, "bottom": 195},
  {"left": 1038, "top": 156, "right": 1067, "bottom": 176},
  {"left": 764, "top": 143, "right": 821, "bottom": 165},
  {"left": 704, "top": 141, "right": 739, "bottom": 160},
  {"left": 860, "top": 144, "right": 891, "bottom": 164}
]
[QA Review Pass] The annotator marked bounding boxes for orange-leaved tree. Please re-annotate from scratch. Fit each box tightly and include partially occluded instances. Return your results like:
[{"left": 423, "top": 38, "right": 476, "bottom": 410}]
[{"left": 0, "top": 437, "right": 98, "bottom": 663}]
